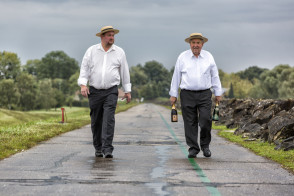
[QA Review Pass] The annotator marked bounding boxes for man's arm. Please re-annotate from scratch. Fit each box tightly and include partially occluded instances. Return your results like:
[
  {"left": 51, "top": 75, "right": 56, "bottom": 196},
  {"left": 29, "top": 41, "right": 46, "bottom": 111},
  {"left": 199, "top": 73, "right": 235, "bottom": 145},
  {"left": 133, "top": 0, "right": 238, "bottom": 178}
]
[
  {"left": 210, "top": 56, "right": 223, "bottom": 102},
  {"left": 169, "top": 58, "right": 181, "bottom": 105},
  {"left": 120, "top": 50, "right": 132, "bottom": 103},
  {"left": 78, "top": 48, "right": 91, "bottom": 97}
]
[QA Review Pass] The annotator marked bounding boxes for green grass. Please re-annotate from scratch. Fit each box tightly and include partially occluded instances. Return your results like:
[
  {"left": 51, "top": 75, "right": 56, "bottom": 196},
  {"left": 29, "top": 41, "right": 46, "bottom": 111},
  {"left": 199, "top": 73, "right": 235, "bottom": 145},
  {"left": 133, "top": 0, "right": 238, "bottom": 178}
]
[
  {"left": 213, "top": 123, "right": 294, "bottom": 174},
  {"left": 0, "top": 109, "right": 60, "bottom": 127},
  {"left": 0, "top": 101, "right": 138, "bottom": 160}
]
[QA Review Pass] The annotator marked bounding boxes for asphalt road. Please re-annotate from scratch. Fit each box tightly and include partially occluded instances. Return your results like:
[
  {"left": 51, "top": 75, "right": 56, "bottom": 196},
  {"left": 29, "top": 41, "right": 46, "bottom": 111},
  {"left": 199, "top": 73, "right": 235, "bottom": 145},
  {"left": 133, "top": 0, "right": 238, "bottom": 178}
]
[{"left": 0, "top": 103, "right": 293, "bottom": 196}]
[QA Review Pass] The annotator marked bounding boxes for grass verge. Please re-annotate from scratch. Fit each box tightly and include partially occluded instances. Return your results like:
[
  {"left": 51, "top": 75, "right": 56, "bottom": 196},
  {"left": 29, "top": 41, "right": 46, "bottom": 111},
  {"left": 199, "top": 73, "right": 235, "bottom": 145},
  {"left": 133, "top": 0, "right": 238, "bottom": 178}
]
[
  {"left": 213, "top": 123, "right": 294, "bottom": 174},
  {"left": 0, "top": 101, "right": 138, "bottom": 160}
]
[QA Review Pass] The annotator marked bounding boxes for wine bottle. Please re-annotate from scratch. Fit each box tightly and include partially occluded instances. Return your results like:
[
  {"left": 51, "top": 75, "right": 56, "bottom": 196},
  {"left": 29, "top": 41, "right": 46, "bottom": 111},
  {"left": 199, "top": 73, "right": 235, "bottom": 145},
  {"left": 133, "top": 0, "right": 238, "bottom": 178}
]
[
  {"left": 171, "top": 104, "right": 178, "bottom": 122},
  {"left": 212, "top": 102, "right": 219, "bottom": 121}
]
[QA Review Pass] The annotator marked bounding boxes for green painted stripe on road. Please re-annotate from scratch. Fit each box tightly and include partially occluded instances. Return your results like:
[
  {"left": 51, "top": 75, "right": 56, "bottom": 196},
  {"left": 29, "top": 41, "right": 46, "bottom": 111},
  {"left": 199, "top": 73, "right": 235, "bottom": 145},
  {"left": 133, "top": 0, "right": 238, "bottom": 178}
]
[{"left": 158, "top": 111, "right": 221, "bottom": 196}]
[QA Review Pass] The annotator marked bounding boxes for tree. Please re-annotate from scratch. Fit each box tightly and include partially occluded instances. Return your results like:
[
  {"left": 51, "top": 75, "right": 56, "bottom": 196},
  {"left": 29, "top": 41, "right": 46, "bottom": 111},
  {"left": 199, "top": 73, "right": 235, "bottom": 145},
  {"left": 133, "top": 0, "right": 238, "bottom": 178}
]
[
  {"left": 228, "top": 82, "right": 234, "bottom": 98},
  {"left": 36, "top": 79, "right": 56, "bottom": 110},
  {"left": 218, "top": 69, "right": 226, "bottom": 83},
  {"left": 233, "top": 77, "right": 253, "bottom": 98},
  {"left": 248, "top": 64, "right": 294, "bottom": 99},
  {"left": 248, "top": 79, "right": 268, "bottom": 99},
  {"left": 68, "top": 71, "right": 81, "bottom": 95},
  {"left": 157, "top": 80, "right": 170, "bottom": 97},
  {"left": 130, "top": 86, "right": 140, "bottom": 99},
  {"left": 258, "top": 64, "right": 291, "bottom": 99},
  {"left": 143, "top": 61, "right": 169, "bottom": 83},
  {"left": 129, "top": 64, "right": 148, "bottom": 99},
  {"left": 141, "top": 84, "right": 154, "bottom": 100},
  {"left": 0, "top": 79, "right": 20, "bottom": 109},
  {"left": 222, "top": 73, "right": 253, "bottom": 98},
  {"left": 0, "top": 51, "right": 21, "bottom": 80},
  {"left": 22, "top": 59, "right": 41, "bottom": 76},
  {"left": 278, "top": 67, "right": 294, "bottom": 99},
  {"left": 236, "top": 66, "right": 268, "bottom": 83},
  {"left": 53, "top": 88, "right": 66, "bottom": 108},
  {"left": 16, "top": 73, "right": 38, "bottom": 110},
  {"left": 38, "top": 51, "right": 79, "bottom": 80},
  {"left": 52, "top": 78, "right": 71, "bottom": 96},
  {"left": 130, "top": 62, "right": 171, "bottom": 99},
  {"left": 130, "top": 64, "right": 148, "bottom": 86},
  {"left": 217, "top": 69, "right": 231, "bottom": 89},
  {"left": 66, "top": 96, "right": 74, "bottom": 108}
]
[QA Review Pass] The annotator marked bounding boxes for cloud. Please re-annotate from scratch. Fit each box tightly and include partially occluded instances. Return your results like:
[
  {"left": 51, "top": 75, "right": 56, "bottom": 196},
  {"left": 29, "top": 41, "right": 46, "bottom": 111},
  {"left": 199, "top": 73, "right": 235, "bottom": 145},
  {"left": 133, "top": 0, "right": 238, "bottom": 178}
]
[{"left": 1, "top": 0, "right": 294, "bottom": 72}]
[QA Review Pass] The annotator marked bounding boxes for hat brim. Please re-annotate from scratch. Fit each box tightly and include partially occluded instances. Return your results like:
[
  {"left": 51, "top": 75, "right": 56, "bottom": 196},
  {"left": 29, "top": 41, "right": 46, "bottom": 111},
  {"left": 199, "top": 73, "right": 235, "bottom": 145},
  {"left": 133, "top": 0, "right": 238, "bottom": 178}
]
[
  {"left": 96, "top": 29, "right": 119, "bottom": 37},
  {"left": 185, "top": 36, "right": 208, "bottom": 43}
]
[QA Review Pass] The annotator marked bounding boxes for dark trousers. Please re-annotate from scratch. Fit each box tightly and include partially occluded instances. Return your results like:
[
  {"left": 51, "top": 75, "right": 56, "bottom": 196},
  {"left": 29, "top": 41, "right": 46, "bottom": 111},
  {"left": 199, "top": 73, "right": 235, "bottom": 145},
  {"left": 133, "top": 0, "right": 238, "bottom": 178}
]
[
  {"left": 180, "top": 89, "right": 212, "bottom": 155},
  {"left": 88, "top": 86, "right": 118, "bottom": 154}
]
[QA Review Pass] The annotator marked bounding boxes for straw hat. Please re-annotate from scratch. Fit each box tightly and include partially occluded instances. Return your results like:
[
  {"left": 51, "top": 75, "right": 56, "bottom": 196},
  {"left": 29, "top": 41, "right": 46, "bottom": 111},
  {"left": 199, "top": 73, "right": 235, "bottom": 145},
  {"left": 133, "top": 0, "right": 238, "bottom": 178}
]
[
  {"left": 96, "top": 26, "right": 119, "bottom": 37},
  {"left": 185, "top": 33, "right": 208, "bottom": 43}
]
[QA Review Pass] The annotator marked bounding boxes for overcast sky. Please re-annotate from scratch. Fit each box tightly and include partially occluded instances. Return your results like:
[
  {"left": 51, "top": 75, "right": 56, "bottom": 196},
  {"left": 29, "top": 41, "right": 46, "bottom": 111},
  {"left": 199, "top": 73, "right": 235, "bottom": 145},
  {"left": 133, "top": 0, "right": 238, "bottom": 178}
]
[{"left": 1, "top": 0, "right": 294, "bottom": 73}]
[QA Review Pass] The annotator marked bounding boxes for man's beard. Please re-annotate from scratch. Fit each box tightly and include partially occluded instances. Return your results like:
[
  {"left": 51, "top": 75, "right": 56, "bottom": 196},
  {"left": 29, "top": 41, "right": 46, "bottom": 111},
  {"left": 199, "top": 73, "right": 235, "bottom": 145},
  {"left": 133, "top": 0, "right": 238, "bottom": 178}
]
[
  {"left": 193, "top": 49, "right": 200, "bottom": 56},
  {"left": 106, "top": 40, "right": 114, "bottom": 46}
]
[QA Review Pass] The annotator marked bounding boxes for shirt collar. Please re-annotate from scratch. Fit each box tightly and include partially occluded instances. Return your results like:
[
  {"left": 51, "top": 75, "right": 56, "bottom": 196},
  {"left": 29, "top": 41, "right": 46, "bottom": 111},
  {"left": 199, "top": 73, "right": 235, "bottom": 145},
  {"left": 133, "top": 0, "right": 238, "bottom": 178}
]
[
  {"left": 97, "top": 43, "right": 116, "bottom": 52},
  {"left": 189, "top": 49, "right": 203, "bottom": 58}
]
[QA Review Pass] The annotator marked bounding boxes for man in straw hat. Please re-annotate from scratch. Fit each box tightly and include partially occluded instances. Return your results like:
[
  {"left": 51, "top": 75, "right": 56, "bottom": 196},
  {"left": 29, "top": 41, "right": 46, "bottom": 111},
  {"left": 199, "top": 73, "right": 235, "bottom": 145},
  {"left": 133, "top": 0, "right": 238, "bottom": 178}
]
[
  {"left": 78, "top": 26, "right": 131, "bottom": 158},
  {"left": 169, "top": 33, "right": 222, "bottom": 158}
]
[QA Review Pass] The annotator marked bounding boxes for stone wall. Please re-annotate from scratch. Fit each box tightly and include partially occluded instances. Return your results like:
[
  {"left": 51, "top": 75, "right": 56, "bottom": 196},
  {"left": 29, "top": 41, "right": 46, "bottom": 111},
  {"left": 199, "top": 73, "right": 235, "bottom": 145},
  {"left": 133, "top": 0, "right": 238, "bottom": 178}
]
[{"left": 215, "top": 98, "right": 294, "bottom": 151}]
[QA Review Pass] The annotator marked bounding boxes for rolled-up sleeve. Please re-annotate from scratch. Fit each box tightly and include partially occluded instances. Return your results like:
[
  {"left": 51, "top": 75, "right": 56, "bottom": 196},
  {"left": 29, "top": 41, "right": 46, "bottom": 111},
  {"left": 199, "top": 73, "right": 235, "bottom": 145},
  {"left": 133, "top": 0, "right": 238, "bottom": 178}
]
[
  {"left": 169, "top": 58, "right": 181, "bottom": 98},
  {"left": 77, "top": 49, "right": 90, "bottom": 86},
  {"left": 119, "top": 51, "right": 132, "bottom": 93}
]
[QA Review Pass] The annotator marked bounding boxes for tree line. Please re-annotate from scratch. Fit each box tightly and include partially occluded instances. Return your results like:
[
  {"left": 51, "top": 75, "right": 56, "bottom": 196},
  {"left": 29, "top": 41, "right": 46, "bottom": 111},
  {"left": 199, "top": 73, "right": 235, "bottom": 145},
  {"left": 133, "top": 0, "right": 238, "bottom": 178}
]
[
  {"left": 221, "top": 65, "right": 294, "bottom": 99},
  {"left": 1, "top": 50, "right": 293, "bottom": 110},
  {"left": 0, "top": 51, "right": 80, "bottom": 110}
]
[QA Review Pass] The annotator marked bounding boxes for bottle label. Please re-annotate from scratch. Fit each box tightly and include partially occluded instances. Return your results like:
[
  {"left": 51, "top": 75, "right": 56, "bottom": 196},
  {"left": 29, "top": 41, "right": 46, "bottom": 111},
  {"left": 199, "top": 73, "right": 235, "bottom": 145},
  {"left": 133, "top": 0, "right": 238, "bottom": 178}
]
[{"left": 172, "top": 115, "right": 178, "bottom": 122}]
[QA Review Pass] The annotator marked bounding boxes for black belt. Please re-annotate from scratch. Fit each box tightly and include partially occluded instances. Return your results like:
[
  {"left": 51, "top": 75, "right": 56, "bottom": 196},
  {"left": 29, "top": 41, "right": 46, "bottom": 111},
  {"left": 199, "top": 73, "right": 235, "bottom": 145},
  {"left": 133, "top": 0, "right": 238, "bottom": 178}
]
[
  {"left": 181, "top": 88, "right": 210, "bottom": 92},
  {"left": 90, "top": 85, "right": 117, "bottom": 91}
]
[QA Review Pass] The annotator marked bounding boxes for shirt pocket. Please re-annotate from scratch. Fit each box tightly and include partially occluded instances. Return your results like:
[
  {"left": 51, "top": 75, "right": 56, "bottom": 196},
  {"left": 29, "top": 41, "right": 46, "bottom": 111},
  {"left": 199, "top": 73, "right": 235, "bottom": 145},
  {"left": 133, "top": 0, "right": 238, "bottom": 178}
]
[
  {"left": 180, "top": 68, "right": 187, "bottom": 74},
  {"left": 180, "top": 69, "right": 188, "bottom": 80}
]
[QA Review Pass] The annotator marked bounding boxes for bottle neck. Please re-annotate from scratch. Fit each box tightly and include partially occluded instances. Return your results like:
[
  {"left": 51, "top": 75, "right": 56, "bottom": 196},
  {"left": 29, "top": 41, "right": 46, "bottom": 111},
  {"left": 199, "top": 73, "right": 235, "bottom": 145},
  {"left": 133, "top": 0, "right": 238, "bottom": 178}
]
[{"left": 172, "top": 104, "right": 176, "bottom": 109}]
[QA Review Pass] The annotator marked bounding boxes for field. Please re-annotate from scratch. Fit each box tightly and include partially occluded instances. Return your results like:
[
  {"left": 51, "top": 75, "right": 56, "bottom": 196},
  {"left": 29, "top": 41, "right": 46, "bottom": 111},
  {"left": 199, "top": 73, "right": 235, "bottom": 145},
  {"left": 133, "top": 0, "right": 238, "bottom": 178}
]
[{"left": 0, "top": 101, "right": 138, "bottom": 160}]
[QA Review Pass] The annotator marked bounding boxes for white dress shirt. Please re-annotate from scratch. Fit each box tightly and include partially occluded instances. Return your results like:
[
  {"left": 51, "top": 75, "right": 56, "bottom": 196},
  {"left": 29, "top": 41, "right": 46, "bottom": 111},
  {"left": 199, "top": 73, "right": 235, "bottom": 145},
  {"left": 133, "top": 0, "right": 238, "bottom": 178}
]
[
  {"left": 78, "top": 43, "right": 131, "bottom": 92},
  {"left": 169, "top": 49, "right": 222, "bottom": 98}
]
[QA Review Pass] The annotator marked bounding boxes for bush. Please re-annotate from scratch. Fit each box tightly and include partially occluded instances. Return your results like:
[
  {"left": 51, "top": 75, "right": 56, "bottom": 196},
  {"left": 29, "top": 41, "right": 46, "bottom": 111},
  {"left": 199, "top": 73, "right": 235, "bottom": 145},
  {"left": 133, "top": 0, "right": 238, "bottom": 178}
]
[{"left": 72, "top": 99, "right": 89, "bottom": 107}]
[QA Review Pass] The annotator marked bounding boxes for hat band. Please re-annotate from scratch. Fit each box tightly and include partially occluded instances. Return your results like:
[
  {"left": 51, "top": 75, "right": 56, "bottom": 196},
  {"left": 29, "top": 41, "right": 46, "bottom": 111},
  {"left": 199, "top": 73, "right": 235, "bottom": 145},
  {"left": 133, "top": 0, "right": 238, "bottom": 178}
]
[
  {"left": 101, "top": 28, "right": 114, "bottom": 32},
  {"left": 190, "top": 35, "right": 204, "bottom": 40}
]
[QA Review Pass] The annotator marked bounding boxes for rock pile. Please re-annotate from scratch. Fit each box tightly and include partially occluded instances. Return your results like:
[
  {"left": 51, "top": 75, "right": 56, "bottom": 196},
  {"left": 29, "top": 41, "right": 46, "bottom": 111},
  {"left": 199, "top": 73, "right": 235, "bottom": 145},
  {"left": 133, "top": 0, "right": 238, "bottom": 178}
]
[{"left": 215, "top": 98, "right": 294, "bottom": 151}]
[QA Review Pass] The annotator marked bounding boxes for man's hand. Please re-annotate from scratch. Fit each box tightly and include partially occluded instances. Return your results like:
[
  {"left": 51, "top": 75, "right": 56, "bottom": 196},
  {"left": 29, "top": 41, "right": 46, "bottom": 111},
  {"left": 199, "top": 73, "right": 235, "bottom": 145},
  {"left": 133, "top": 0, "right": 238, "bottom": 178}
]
[
  {"left": 80, "top": 85, "right": 90, "bottom": 98},
  {"left": 170, "top": 96, "right": 177, "bottom": 105},
  {"left": 122, "top": 92, "right": 131, "bottom": 103},
  {"left": 215, "top": 96, "right": 222, "bottom": 103}
]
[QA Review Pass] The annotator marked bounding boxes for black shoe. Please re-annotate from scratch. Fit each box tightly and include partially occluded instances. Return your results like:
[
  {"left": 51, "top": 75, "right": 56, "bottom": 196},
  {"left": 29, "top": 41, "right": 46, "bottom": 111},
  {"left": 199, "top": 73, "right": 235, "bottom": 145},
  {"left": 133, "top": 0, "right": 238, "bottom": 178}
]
[
  {"left": 188, "top": 152, "right": 197, "bottom": 158},
  {"left": 95, "top": 151, "right": 103, "bottom": 157},
  {"left": 202, "top": 148, "right": 211, "bottom": 157},
  {"left": 104, "top": 152, "right": 113, "bottom": 158}
]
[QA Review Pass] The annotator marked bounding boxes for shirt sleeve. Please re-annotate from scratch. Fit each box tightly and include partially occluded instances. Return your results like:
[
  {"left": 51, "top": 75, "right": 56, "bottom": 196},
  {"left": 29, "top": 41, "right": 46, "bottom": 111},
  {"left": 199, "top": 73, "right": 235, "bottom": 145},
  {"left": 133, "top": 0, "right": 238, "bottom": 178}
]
[
  {"left": 77, "top": 48, "right": 91, "bottom": 86},
  {"left": 210, "top": 56, "right": 223, "bottom": 96},
  {"left": 119, "top": 51, "right": 132, "bottom": 93},
  {"left": 169, "top": 57, "right": 181, "bottom": 98}
]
